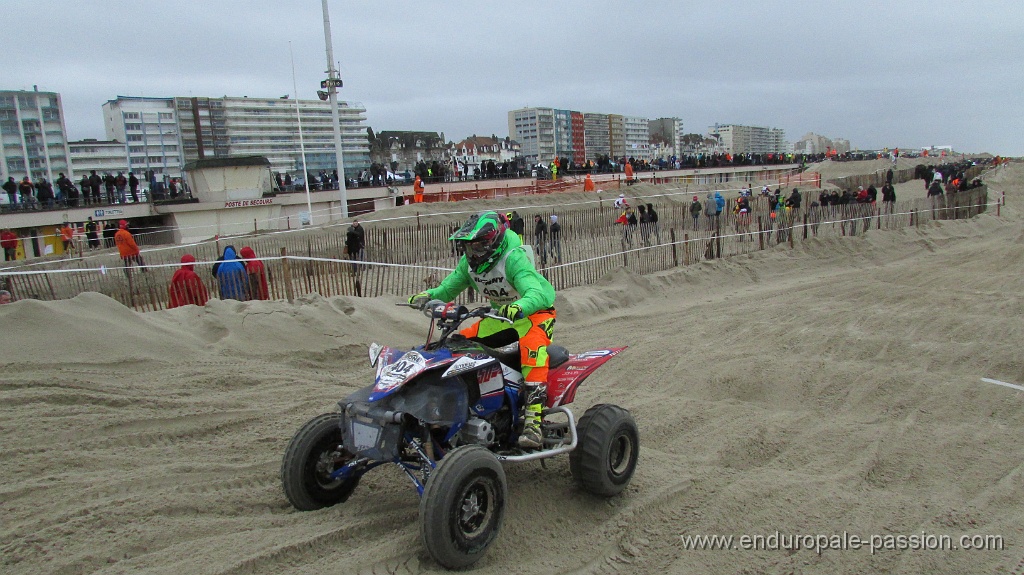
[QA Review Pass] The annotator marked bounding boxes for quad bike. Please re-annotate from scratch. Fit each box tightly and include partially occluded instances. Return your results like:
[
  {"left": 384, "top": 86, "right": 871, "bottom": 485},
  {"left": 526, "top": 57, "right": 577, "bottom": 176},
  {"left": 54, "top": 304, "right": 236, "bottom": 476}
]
[{"left": 281, "top": 301, "right": 639, "bottom": 569}]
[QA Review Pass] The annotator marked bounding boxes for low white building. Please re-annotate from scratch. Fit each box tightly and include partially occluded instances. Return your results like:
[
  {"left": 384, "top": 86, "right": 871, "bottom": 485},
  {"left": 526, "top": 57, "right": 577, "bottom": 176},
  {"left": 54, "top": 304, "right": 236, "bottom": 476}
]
[
  {"left": 68, "top": 139, "right": 129, "bottom": 179},
  {"left": 449, "top": 136, "right": 520, "bottom": 176}
]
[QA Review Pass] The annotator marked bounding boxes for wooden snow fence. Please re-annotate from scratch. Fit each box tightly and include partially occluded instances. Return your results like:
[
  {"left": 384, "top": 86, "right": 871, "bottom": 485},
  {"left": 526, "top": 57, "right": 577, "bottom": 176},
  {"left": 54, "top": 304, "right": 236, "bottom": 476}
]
[{"left": 0, "top": 186, "right": 991, "bottom": 311}]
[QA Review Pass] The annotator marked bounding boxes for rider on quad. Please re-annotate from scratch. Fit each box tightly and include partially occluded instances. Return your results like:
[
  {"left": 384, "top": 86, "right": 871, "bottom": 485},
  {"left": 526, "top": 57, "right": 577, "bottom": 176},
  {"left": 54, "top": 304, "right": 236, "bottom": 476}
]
[{"left": 409, "top": 210, "right": 556, "bottom": 449}]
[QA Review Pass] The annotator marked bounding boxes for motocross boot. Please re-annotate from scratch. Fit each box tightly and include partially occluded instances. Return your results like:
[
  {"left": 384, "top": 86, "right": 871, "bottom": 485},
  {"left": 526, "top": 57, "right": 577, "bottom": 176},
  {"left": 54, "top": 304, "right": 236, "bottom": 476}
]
[{"left": 518, "top": 383, "right": 545, "bottom": 449}]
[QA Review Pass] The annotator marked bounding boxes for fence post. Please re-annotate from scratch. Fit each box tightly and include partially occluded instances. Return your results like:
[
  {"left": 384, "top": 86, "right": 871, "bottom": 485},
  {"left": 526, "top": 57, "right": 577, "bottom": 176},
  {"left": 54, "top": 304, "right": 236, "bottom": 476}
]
[
  {"left": 683, "top": 232, "right": 690, "bottom": 266},
  {"left": 789, "top": 217, "right": 795, "bottom": 248},
  {"left": 757, "top": 216, "right": 764, "bottom": 250},
  {"left": 281, "top": 247, "right": 294, "bottom": 303},
  {"left": 803, "top": 213, "right": 808, "bottom": 239},
  {"left": 253, "top": 218, "right": 257, "bottom": 236},
  {"left": 670, "top": 228, "right": 678, "bottom": 266}
]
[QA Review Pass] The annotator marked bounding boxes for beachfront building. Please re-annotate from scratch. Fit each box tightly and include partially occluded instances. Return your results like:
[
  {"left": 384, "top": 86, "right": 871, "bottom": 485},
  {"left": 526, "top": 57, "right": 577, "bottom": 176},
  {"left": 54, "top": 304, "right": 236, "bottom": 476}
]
[
  {"left": 102, "top": 97, "right": 184, "bottom": 182},
  {"left": 172, "top": 95, "right": 370, "bottom": 180},
  {"left": 708, "top": 123, "right": 786, "bottom": 155},
  {"left": 68, "top": 139, "right": 129, "bottom": 177},
  {"left": 649, "top": 117, "right": 685, "bottom": 158},
  {"left": 508, "top": 108, "right": 555, "bottom": 164},
  {"left": 449, "top": 135, "right": 520, "bottom": 177},
  {"left": 0, "top": 88, "right": 74, "bottom": 183},
  {"left": 624, "top": 115, "right": 652, "bottom": 162},
  {"left": 582, "top": 113, "right": 610, "bottom": 162},
  {"left": 793, "top": 132, "right": 850, "bottom": 155},
  {"left": 368, "top": 130, "right": 448, "bottom": 175},
  {"left": 508, "top": 107, "right": 584, "bottom": 164}
]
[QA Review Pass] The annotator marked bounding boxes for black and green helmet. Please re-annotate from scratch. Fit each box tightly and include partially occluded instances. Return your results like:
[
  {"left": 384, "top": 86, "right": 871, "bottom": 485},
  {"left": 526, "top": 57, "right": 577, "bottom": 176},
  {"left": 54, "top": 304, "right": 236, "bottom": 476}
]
[{"left": 450, "top": 211, "right": 508, "bottom": 272}]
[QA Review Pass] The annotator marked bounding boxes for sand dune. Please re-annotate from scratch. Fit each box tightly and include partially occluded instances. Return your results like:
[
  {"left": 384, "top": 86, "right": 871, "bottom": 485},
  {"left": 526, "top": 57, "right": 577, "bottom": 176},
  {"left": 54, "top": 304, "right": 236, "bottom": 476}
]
[{"left": 1, "top": 161, "right": 1021, "bottom": 575}]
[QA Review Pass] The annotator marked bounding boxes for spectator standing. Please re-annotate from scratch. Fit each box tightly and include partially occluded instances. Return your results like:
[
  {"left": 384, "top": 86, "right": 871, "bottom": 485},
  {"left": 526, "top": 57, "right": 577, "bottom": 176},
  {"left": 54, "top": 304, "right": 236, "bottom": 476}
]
[
  {"left": 85, "top": 217, "right": 100, "bottom": 249},
  {"left": 114, "top": 220, "right": 146, "bottom": 272},
  {"left": 509, "top": 210, "right": 525, "bottom": 237},
  {"left": 103, "top": 173, "right": 116, "bottom": 204},
  {"left": 689, "top": 195, "right": 702, "bottom": 230},
  {"left": 56, "top": 173, "right": 77, "bottom": 207},
  {"left": 3, "top": 177, "right": 17, "bottom": 210},
  {"left": 88, "top": 171, "right": 102, "bottom": 205},
  {"left": 549, "top": 214, "right": 562, "bottom": 263},
  {"left": 1, "top": 229, "right": 19, "bottom": 261},
  {"left": 413, "top": 175, "right": 424, "bottom": 203},
  {"left": 128, "top": 172, "right": 140, "bottom": 203},
  {"left": 345, "top": 219, "right": 365, "bottom": 272},
  {"left": 114, "top": 172, "right": 128, "bottom": 203},
  {"left": 533, "top": 214, "right": 548, "bottom": 265},
  {"left": 79, "top": 174, "right": 91, "bottom": 205},
  {"left": 624, "top": 161, "right": 634, "bottom": 185},
  {"left": 704, "top": 193, "right": 718, "bottom": 231},
  {"left": 646, "top": 203, "right": 660, "bottom": 244},
  {"left": 212, "top": 245, "right": 250, "bottom": 301},
  {"left": 35, "top": 178, "right": 55, "bottom": 209},
  {"left": 927, "top": 179, "right": 945, "bottom": 219},
  {"left": 637, "top": 205, "right": 651, "bottom": 247},
  {"left": 102, "top": 221, "right": 117, "bottom": 248},
  {"left": 583, "top": 173, "right": 595, "bottom": 192},
  {"left": 167, "top": 254, "right": 209, "bottom": 308},
  {"left": 60, "top": 222, "right": 75, "bottom": 256},
  {"left": 18, "top": 177, "right": 34, "bottom": 210},
  {"left": 239, "top": 246, "right": 269, "bottom": 300}
]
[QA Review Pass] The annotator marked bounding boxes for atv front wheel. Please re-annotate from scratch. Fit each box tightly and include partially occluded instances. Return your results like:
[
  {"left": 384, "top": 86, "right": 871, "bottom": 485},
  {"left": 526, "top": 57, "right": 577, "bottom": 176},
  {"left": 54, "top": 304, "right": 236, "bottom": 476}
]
[
  {"left": 420, "top": 445, "right": 507, "bottom": 569},
  {"left": 281, "top": 413, "right": 361, "bottom": 510},
  {"left": 570, "top": 404, "right": 639, "bottom": 497}
]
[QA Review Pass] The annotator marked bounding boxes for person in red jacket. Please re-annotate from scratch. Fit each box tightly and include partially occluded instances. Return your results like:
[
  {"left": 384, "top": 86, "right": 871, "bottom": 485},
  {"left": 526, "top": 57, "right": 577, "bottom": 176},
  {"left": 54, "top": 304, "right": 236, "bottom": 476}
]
[
  {"left": 167, "top": 254, "right": 209, "bottom": 308},
  {"left": 239, "top": 246, "right": 269, "bottom": 300},
  {"left": 1, "top": 229, "right": 19, "bottom": 261}
]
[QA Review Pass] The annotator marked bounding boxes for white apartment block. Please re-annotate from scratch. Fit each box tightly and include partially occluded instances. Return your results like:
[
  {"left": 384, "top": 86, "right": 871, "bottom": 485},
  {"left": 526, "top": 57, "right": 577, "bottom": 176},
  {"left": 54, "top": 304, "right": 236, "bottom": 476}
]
[
  {"left": 508, "top": 107, "right": 556, "bottom": 163},
  {"left": 172, "top": 96, "right": 370, "bottom": 178},
  {"left": 68, "top": 139, "right": 130, "bottom": 178},
  {"left": 708, "top": 123, "right": 786, "bottom": 154},
  {"left": 624, "top": 115, "right": 651, "bottom": 162},
  {"left": 0, "top": 88, "right": 74, "bottom": 183},
  {"left": 103, "top": 97, "right": 183, "bottom": 180}
]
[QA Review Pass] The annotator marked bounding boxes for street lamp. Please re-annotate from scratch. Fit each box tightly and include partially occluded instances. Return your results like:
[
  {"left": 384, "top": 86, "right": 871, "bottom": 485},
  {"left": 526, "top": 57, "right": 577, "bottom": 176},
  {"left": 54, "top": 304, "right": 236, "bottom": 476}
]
[{"left": 321, "top": 0, "right": 348, "bottom": 218}]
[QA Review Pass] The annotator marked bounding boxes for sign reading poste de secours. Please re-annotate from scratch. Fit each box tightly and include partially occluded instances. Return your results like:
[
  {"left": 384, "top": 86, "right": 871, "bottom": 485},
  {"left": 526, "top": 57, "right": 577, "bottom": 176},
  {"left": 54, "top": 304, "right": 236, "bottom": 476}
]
[{"left": 224, "top": 198, "right": 274, "bottom": 208}]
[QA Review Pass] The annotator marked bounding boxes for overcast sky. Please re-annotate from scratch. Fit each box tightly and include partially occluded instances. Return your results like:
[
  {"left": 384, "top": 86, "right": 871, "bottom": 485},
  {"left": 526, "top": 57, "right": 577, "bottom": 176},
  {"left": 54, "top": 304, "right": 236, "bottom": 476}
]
[{"left": 6, "top": 0, "right": 1023, "bottom": 155}]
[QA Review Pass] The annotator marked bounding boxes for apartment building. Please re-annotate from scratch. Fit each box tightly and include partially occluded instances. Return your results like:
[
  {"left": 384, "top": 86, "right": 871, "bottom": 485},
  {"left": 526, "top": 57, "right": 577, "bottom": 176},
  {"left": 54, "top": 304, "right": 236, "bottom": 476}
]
[
  {"left": 508, "top": 108, "right": 555, "bottom": 164},
  {"left": 649, "top": 117, "right": 685, "bottom": 157},
  {"left": 708, "top": 123, "right": 786, "bottom": 154},
  {"left": 582, "top": 113, "right": 610, "bottom": 161},
  {"left": 102, "top": 96, "right": 183, "bottom": 180},
  {"left": 0, "top": 88, "right": 74, "bottom": 183},
  {"left": 624, "top": 115, "right": 651, "bottom": 162},
  {"left": 172, "top": 95, "right": 370, "bottom": 178},
  {"left": 68, "top": 139, "right": 129, "bottom": 177}
]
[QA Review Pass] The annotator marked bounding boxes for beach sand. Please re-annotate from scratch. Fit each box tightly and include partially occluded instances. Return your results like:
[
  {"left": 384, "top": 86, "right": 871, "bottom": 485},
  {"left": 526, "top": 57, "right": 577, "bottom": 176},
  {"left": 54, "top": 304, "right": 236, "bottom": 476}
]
[{"left": 1, "top": 161, "right": 1021, "bottom": 574}]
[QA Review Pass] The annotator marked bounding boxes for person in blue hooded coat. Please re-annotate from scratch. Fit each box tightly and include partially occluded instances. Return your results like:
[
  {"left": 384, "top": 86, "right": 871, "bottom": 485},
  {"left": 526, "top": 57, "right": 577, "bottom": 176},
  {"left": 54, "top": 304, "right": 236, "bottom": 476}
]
[
  {"left": 714, "top": 191, "right": 725, "bottom": 215},
  {"left": 212, "top": 245, "right": 250, "bottom": 301}
]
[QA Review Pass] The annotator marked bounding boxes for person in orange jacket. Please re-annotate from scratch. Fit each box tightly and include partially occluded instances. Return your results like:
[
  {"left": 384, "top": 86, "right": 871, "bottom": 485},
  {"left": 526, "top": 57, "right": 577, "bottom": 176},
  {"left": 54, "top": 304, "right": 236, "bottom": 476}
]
[
  {"left": 624, "top": 161, "right": 634, "bottom": 184},
  {"left": 167, "top": 254, "right": 209, "bottom": 308},
  {"left": 583, "top": 173, "right": 595, "bottom": 192},
  {"left": 59, "top": 222, "right": 76, "bottom": 256},
  {"left": 114, "top": 219, "right": 146, "bottom": 272},
  {"left": 413, "top": 175, "right": 424, "bottom": 203}
]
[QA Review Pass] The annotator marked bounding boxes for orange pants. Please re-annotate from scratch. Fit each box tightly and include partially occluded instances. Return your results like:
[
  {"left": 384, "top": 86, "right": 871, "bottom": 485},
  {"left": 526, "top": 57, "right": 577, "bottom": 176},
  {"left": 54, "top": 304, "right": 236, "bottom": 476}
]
[{"left": 460, "top": 308, "right": 556, "bottom": 384}]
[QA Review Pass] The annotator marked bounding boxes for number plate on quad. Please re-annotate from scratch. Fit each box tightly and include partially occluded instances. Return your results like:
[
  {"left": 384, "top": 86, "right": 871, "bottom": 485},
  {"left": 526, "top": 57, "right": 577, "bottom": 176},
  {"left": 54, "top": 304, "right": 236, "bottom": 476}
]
[{"left": 351, "top": 420, "right": 382, "bottom": 452}]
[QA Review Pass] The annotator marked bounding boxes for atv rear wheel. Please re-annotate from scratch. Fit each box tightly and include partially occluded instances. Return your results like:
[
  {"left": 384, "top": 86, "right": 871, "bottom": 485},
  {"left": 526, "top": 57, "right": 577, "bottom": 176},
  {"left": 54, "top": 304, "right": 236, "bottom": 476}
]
[
  {"left": 570, "top": 404, "right": 639, "bottom": 497},
  {"left": 281, "top": 412, "right": 361, "bottom": 510},
  {"left": 420, "top": 445, "right": 507, "bottom": 569}
]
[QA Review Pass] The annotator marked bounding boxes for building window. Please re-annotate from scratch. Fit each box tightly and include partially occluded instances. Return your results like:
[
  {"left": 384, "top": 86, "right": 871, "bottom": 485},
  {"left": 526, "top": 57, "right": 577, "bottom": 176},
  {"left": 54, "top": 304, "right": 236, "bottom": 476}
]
[
  {"left": 123, "top": 112, "right": 140, "bottom": 119},
  {"left": 124, "top": 123, "right": 142, "bottom": 131},
  {"left": 127, "top": 135, "right": 143, "bottom": 142},
  {"left": 159, "top": 112, "right": 172, "bottom": 120}
]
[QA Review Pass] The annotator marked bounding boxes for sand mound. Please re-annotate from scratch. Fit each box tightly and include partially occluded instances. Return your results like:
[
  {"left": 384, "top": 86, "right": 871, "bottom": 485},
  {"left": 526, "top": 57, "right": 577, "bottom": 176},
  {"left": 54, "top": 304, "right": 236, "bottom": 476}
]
[{"left": 1, "top": 163, "right": 1021, "bottom": 575}]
